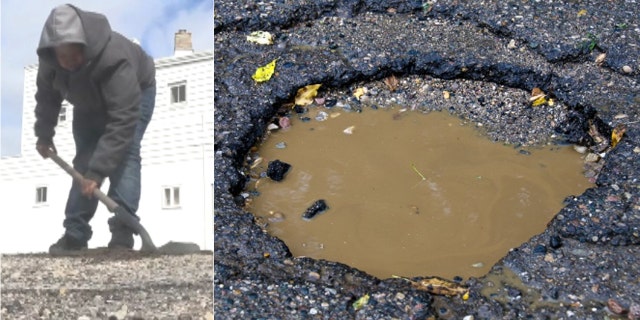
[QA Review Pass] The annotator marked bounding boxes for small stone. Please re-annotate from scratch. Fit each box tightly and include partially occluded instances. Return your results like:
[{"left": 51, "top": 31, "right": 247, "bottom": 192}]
[
  {"left": 622, "top": 65, "right": 633, "bottom": 74},
  {"left": 315, "top": 111, "right": 328, "bottom": 121},
  {"left": 309, "top": 308, "right": 318, "bottom": 315},
  {"left": 507, "top": 39, "right": 517, "bottom": 49},
  {"left": 279, "top": 116, "right": 291, "bottom": 129},
  {"left": 343, "top": 125, "right": 355, "bottom": 135},
  {"left": 611, "top": 184, "right": 620, "bottom": 191},
  {"left": 573, "top": 145, "right": 587, "bottom": 154},
  {"left": 314, "top": 97, "right": 325, "bottom": 105},
  {"left": 294, "top": 105, "right": 306, "bottom": 114},
  {"left": 629, "top": 303, "right": 640, "bottom": 320},
  {"left": 549, "top": 235, "right": 562, "bottom": 249},
  {"left": 533, "top": 244, "right": 547, "bottom": 255},
  {"left": 544, "top": 253, "right": 555, "bottom": 262},
  {"left": 595, "top": 53, "right": 606, "bottom": 66},
  {"left": 324, "top": 99, "right": 337, "bottom": 108},
  {"left": 321, "top": 302, "right": 329, "bottom": 308},
  {"left": 302, "top": 199, "right": 329, "bottom": 220},
  {"left": 471, "top": 262, "right": 484, "bottom": 268},
  {"left": 266, "top": 159, "right": 291, "bottom": 182},
  {"left": 275, "top": 142, "right": 287, "bottom": 149},
  {"left": 78, "top": 316, "right": 91, "bottom": 320},
  {"left": 307, "top": 271, "right": 320, "bottom": 282},
  {"left": 178, "top": 314, "right": 192, "bottom": 320},
  {"left": 607, "top": 298, "right": 626, "bottom": 314},
  {"left": 463, "top": 316, "right": 475, "bottom": 320},
  {"left": 585, "top": 153, "right": 599, "bottom": 162},
  {"left": 267, "top": 212, "right": 285, "bottom": 223},
  {"left": 395, "top": 292, "right": 405, "bottom": 300}
]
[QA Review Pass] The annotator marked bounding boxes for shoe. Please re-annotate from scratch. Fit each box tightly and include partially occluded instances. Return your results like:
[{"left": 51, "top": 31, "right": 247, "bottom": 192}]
[
  {"left": 49, "top": 234, "right": 88, "bottom": 255},
  {"left": 108, "top": 228, "right": 134, "bottom": 249}
]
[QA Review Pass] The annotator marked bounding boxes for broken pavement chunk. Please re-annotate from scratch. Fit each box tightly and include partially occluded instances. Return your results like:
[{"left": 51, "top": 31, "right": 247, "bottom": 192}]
[
  {"left": 302, "top": 199, "right": 329, "bottom": 221},
  {"left": 266, "top": 159, "right": 291, "bottom": 182}
]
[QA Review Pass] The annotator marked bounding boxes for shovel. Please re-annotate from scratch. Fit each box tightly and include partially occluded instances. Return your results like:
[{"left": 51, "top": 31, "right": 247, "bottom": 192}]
[{"left": 48, "top": 152, "right": 158, "bottom": 252}]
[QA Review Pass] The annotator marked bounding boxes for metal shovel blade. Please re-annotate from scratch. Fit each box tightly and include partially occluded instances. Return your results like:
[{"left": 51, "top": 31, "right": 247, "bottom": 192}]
[{"left": 48, "top": 152, "right": 158, "bottom": 252}]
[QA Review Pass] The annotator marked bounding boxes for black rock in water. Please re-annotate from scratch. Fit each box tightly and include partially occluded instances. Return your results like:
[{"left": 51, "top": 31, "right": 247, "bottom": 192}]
[
  {"left": 266, "top": 160, "right": 291, "bottom": 182},
  {"left": 302, "top": 199, "right": 328, "bottom": 221}
]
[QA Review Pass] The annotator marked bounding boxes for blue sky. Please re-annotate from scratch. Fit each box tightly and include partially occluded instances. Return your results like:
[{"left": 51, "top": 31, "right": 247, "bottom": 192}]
[{"left": 0, "top": 0, "right": 213, "bottom": 156}]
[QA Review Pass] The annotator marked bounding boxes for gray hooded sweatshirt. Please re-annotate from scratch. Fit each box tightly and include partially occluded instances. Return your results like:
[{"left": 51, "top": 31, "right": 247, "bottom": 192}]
[{"left": 34, "top": 4, "right": 155, "bottom": 184}]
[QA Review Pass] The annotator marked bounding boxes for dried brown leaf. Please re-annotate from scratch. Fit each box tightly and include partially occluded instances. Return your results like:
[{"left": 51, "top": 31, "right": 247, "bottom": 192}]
[{"left": 384, "top": 75, "right": 399, "bottom": 92}]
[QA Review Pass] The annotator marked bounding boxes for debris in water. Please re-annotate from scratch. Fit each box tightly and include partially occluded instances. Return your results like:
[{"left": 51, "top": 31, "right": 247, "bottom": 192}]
[
  {"left": 266, "top": 159, "right": 291, "bottom": 182},
  {"left": 315, "top": 111, "right": 329, "bottom": 122},
  {"left": 302, "top": 199, "right": 329, "bottom": 221},
  {"left": 471, "top": 262, "right": 484, "bottom": 268},
  {"left": 268, "top": 211, "right": 285, "bottom": 223},
  {"left": 411, "top": 163, "right": 427, "bottom": 180},
  {"left": 573, "top": 145, "right": 587, "bottom": 154},
  {"left": 250, "top": 157, "right": 263, "bottom": 169},
  {"left": 343, "top": 125, "right": 355, "bottom": 135},
  {"left": 279, "top": 116, "right": 291, "bottom": 129},
  {"left": 275, "top": 142, "right": 287, "bottom": 149}
]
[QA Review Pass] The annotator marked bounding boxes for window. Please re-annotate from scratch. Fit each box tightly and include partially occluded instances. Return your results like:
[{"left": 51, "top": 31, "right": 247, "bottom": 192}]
[
  {"left": 162, "top": 186, "right": 181, "bottom": 208},
  {"left": 170, "top": 82, "right": 186, "bottom": 104},
  {"left": 59, "top": 106, "right": 67, "bottom": 122},
  {"left": 36, "top": 186, "right": 48, "bottom": 204}
]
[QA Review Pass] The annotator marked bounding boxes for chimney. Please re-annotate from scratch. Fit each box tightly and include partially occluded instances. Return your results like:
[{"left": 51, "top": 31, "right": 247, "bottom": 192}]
[{"left": 174, "top": 29, "right": 193, "bottom": 57}]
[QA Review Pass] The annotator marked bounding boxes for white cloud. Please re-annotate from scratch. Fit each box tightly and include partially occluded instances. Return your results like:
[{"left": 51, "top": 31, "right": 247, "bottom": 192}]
[{"left": 0, "top": 0, "right": 213, "bottom": 156}]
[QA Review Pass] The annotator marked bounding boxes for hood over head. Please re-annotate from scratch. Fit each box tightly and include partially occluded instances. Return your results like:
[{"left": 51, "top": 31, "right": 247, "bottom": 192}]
[{"left": 37, "top": 4, "right": 111, "bottom": 68}]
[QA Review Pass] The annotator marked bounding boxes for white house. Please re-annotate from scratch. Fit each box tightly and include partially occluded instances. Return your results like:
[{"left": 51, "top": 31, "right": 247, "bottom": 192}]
[{"left": 0, "top": 30, "right": 214, "bottom": 253}]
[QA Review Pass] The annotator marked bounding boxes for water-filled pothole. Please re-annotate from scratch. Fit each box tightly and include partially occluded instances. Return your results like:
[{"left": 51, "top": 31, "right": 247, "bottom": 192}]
[{"left": 243, "top": 76, "right": 594, "bottom": 280}]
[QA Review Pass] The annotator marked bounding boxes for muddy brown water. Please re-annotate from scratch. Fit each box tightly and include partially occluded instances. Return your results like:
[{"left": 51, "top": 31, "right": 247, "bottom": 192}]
[{"left": 246, "top": 108, "right": 592, "bottom": 280}]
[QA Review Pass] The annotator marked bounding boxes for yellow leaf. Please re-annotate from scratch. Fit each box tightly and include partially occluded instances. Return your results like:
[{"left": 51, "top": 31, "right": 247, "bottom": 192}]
[
  {"left": 443, "top": 91, "right": 450, "bottom": 99},
  {"left": 577, "top": 9, "right": 587, "bottom": 17},
  {"left": 353, "top": 87, "right": 366, "bottom": 100},
  {"left": 611, "top": 124, "right": 626, "bottom": 148},
  {"left": 352, "top": 293, "right": 369, "bottom": 310},
  {"left": 294, "top": 84, "right": 322, "bottom": 106},
  {"left": 247, "top": 31, "right": 274, "bottom": 45},
  {"left": 252, "top": 59, "right": 278, "bottom": 83},
  {"left": 529, "top": 87, "right": 547, "bottom": 107},
  {"left": 462, "top": 291, "right": 469, "bottom": 301}
]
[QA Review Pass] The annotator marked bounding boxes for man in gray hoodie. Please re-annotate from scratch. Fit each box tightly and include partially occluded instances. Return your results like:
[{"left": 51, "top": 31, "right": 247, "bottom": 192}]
[{"left": 34, "top": 4, "right": 156, "bottom": 254}]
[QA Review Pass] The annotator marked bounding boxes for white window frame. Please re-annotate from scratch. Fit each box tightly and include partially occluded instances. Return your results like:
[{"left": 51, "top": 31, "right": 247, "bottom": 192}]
[
  {"left": 58, "top": 102, "right": 70, "bottom": 124},
  {"left": 35, "top": 185, "right": 48, "bottom": 206},
  {"left": 169, "top": 81, "right": 187, "bottom": 104},
  {"left": 162, "top": 186, "right": 181, "bottom": 209}
]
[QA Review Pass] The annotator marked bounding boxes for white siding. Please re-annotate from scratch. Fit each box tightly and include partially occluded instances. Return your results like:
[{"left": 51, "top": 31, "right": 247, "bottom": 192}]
[{"left": 0, "top": 52, "right": 214, "bottom": 253}]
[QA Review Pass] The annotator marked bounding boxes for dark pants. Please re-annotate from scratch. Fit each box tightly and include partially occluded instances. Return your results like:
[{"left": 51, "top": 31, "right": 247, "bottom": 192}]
[{"left": 63, "top": 85, "right": 156, "bottom": 242}]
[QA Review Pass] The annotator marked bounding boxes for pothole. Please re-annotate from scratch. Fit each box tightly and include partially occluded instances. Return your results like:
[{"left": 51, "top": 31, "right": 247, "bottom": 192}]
[{"left": 242, "top": 75, "right": 595, "bottom": 280}]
